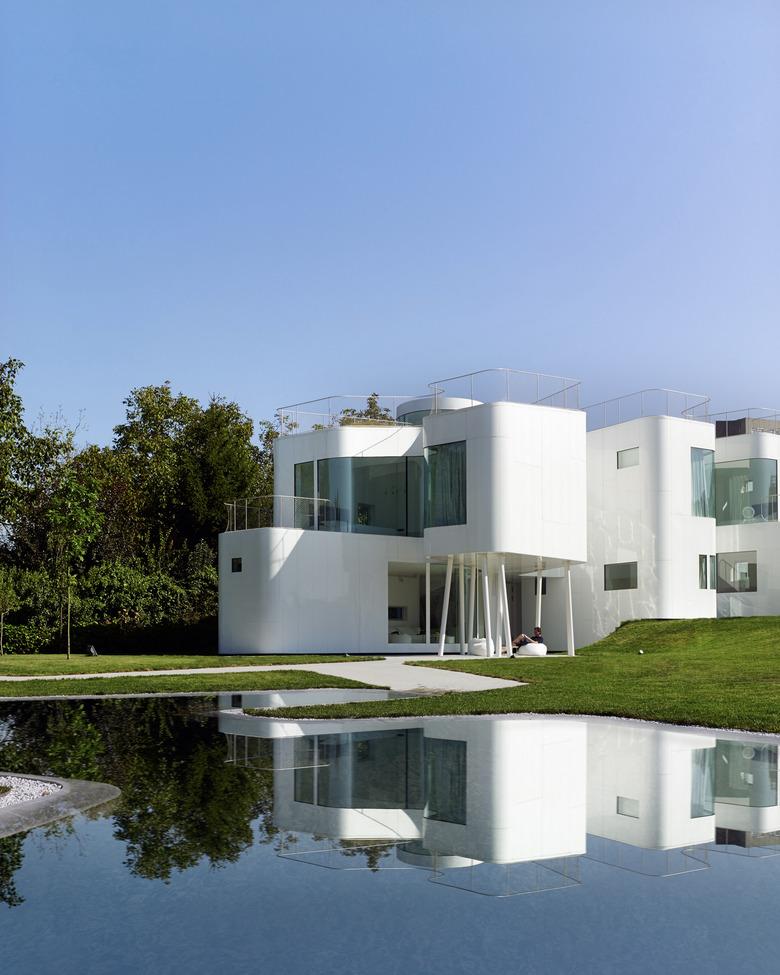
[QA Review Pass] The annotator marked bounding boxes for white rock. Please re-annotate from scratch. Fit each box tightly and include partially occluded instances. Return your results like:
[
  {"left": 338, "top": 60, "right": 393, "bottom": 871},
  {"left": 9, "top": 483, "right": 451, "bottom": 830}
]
[{"left": 0, "top": 774, "right": 62, "bottom": 808}]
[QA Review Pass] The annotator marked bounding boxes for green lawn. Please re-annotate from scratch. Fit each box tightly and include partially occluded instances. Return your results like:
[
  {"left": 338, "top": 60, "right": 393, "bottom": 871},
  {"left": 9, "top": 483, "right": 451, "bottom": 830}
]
[
  {"left": 0, "top": 669, "right": 378, "bottom": 699},
  {"left": 248, "top": 618, "right": 780, "bottom": 733},
  {"left": 0, "top": 653, "right": 379, "bottom": 677}
]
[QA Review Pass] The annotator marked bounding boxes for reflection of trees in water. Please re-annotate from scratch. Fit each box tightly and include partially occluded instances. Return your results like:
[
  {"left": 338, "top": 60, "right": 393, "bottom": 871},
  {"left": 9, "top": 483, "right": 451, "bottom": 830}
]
[
  {"left": 0, "top": 699, "right": 274, "bottom": 903},
  {"left": 337, "top": 840, "right": 391, "bottom": 873},
  {"left": 0, "top": 835, "right": 25, "bottom": 907}
]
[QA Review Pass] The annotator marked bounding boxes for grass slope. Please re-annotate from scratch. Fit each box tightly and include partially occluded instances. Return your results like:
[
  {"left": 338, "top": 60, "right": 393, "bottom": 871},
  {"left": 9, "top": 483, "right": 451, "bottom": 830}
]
[
  {"left": 256, "top": 618, "right": 780, "bottom": 733},
  {"left": 0, "top": 670, "right": 377, "bottom": 699},
  {"left": 0, "top": 653, "right": 378, "bottom": 677}
]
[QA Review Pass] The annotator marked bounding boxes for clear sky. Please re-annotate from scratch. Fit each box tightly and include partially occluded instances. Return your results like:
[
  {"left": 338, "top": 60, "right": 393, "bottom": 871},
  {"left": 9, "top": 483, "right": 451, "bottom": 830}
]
[{"left": 2, "top": 1, "right": 779, "bottom": 445}]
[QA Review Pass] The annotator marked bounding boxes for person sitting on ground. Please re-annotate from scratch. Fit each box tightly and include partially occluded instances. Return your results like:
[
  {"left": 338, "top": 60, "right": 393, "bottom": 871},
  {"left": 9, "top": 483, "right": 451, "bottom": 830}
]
[{"left": 512, "top": 626, "right": 544, "bottom": 653}]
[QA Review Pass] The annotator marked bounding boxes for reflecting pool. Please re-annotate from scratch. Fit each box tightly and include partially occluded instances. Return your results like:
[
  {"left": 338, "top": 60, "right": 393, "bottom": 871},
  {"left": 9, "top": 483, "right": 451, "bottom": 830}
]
[{"left": 1, "top": 699, "right": 780, "bottom": 974}]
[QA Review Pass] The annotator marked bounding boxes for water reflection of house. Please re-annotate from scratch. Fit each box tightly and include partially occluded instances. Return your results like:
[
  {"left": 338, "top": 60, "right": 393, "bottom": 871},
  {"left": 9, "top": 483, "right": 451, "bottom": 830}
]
[
  {"left": 713, "top": 738, "right": 780, "bottom": 851},
  {"left": 221, "top": 714, "right": 587, "bottom": 866},
  {"left": 587, "top": 722, "right": 717, "bottom": 851}
]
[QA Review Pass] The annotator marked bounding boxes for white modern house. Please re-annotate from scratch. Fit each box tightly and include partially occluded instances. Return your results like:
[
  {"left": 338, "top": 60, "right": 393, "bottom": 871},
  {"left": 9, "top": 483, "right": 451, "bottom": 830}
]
[{"left": 218, "top": 369, "right": 780, "bottom": 655}]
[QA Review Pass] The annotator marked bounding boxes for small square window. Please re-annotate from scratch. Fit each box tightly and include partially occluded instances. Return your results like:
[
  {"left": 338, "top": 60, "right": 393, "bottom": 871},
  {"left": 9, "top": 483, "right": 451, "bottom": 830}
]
[
  {"left": 231, "top": 557, "right": 243, "bottom": 573},
  {"left": 617, "top": 796, "right": 639, "bottom": 818},
  {"left": 617, "top": 447, "right": 639, "bottom": 469},
  {"left": 604, "top": 561, "right": 638, "bottom": 591}
]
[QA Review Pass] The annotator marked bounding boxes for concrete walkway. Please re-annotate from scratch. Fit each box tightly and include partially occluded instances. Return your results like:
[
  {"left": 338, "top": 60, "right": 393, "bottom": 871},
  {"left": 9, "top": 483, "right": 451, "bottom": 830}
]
[{"left": 0, "top": 656, "right": 520, "bottom": 695}]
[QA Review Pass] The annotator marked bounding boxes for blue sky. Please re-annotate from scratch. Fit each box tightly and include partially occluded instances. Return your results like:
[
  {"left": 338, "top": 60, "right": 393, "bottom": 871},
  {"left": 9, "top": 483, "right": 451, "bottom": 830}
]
[{"left": 2, "top": 1, "right": 778, "bottom": 445}]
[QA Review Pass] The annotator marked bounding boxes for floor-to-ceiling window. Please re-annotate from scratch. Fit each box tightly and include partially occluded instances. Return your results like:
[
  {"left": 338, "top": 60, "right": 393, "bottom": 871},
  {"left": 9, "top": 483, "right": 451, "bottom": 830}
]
[
  {"left": 425, "top": 441, "right": 466, "bottom": 527},
  {"left": 317, "top": 456, "right": 424, "bottom": 536}
]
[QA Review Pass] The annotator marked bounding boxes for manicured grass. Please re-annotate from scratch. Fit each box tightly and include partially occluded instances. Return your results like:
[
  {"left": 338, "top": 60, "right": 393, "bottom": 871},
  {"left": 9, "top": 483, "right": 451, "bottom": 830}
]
[
  {"left": 0, "top": 653, "right": 379, "bottom": 677},
  {"left": 0, "top": 669, "right": 378, "bottom": 699},
  {"left": 251, "top": 618, "right": 780, "bottom": 733}
]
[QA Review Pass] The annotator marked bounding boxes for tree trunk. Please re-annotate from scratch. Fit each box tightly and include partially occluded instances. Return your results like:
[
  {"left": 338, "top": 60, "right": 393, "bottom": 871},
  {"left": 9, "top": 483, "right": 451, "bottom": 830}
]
[
  {"left": 67, "top": 579, "right": 71, "bottom": 661},
  {"left": 0, "top": 611, "right": 4, "bottom": 655}
]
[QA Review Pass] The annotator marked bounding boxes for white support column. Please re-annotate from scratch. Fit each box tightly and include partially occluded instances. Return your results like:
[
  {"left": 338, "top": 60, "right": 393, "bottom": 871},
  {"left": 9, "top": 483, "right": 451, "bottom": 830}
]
[
  {"left": 481, "top": 555, "right": 493, "bottom": 656},
  {"left": 491, "top": 559, "right": 503, "bottom": 656},
  {"left": 500, "top": 561, "right": 513, "bottom": 657},
  {"left": 535, "top": 562, "right": 543, "bottom": 629},
  {"left": 438, "top": 554, "right": 454, "bottom": 657},
  {"left": 495, "top": 564, "right": 506, "bottom": 657},
  {"left": 467, "top": 554, "right": 477, "bottom": 648},
  {"left": 565, "top": 561, "right": 575, "bottom": 656},
  {"left": 425, "top": 558, "right": 431, "bottom": 649},
  {"left": 458, "top": 554, "right": 466, "bottom": 654}
]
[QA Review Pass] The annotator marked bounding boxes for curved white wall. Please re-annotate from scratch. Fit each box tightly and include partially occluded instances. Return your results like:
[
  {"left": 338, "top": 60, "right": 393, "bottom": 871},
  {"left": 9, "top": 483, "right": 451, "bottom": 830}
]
[{"left": 422, "top": 401, "right": 587, "bottom": 563}]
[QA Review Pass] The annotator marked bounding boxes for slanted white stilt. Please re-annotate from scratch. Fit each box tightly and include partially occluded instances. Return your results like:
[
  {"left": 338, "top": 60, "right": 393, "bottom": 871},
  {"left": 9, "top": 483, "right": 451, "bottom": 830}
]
[
  {"left": 438, "top": 554, "right": 454, "bottom": 656},
  {"left": 481, "top": 555, "right": 493, "bottom": 656},
  {"left": 458, "top": 554, "right": 466, "bottom": 654},
  {"left": 535, "top": 562, "right": 543, "bottom": 629},
  {"left": 491, "top": 558, "right": 503, "bottom": 656},
  {"left": 565, "top": 560, "right": 575, "bottom": 656},
  {"left": 500, "top": 561, "right": 513, "bottom": 656},
  {"left": 425, "top": 558, "right": 431, "bottom": 649},
  {"left": 467, "top": 553, "right": 477, "bottom": 650}
]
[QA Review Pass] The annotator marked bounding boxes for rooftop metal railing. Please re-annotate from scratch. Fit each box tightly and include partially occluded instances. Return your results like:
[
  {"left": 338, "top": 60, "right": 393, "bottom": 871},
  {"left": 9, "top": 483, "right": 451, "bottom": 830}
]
[
  {"left": 585, "top": 388, "right": 711, "bottom": 431},
  {"left": 275, "top": 394, "right": 423, "bottom": 435},
  {"left": 427, "top": 368, "right": 582, "bottom": 411},
  {"left": 691, "top": 408, "right": 780, "bottom": 439},
  {"left": 224, "top": 496, "right": 330, "bottom": 532}
]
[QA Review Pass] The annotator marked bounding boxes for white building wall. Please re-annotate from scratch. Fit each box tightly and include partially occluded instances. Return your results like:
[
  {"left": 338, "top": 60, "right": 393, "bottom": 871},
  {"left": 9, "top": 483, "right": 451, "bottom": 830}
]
[
  {"left": 422, "top": 401, "right": 587, "bottom": 564},
  {"left": 558, "top": 415, "right": 718, "bottom": 649},
  {"left": 218, "top": 528, "right": 423, "bottom": 653},
  {"left": 715, "top": 432, "right": 780, "bottom": 618}
]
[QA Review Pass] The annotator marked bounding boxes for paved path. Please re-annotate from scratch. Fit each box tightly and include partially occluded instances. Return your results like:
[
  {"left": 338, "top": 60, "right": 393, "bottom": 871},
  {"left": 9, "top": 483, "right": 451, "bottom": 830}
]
[{"left": 0, "top": 656, "right": 520, "bottom": 695}]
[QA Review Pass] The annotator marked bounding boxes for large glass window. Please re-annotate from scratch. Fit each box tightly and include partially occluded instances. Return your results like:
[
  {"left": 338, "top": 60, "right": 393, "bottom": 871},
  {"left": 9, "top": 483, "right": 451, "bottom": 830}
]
[
  {"left": 425, "top": 441, "right": 466, "bottom": 528},
  {"left": 604, "top": 561, "right": 638, "bottom": 591},
  {"left": 317, "top": 457, "right": 423, "bottom": 537},
  {"left": 715, "top": 458, "right": 777, "bottom": 525},
  {"left": 691, "top": 447, "right": 715, "bottom": 518},
  {"left": 716, "top": 551, "right": 757, "bottom": 593},
  {"left": 294, "top": 461, "right": 315, "bottom": 528},
  {"left": 424, "top": 737, "right": 467, "bottom": 825}
]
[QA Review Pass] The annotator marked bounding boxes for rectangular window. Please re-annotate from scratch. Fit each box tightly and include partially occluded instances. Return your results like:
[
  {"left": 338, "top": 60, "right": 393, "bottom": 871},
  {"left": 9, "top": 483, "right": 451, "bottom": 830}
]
[
  {"left": 717, "top": 551, "right": 757, "bottom": 593},
  {"left": 691, "top": 748, "right": 715, "bottom": 819},
  {"left": 715, "top": 458, "right": 778, "bottom": 526},
  {"left": 710, "top": 555, "right": 717, "bottom": 590},
  {"left": 604, "top": 561, "right": 638, "bottom": 591},
  {"left": 425, "top": 441, "right": 467, "bottom": 528},
  {"left": 698, "top": 555, "right": 708, "bottom": 590},
  {"left": 691, "top": 447, "right": 715, "bottom": 518},
  {"left": 616, "top": 796, "right": 639, "bottom": 818},
  {"left": 424, "top": 737, "right": 467, "bottom": 824},
  {"left": 231, "top": 557, "right": 242, "bottom": 573},
  {"left": 617, "top": 447, "right": 639, "bottom": 469},
  {"left": 293, "top": 461, "right": 315, "bottom": 528}
]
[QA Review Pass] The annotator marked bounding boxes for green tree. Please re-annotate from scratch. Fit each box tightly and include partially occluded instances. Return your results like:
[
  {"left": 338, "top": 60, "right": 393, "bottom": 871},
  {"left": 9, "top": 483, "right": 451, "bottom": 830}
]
[
  {"left": 47, "top": 465, "right": 103, "bottom": 658},
  {"left": 178, "top": 397, "right": 263, "bottom": 543},
  {"left": 338, "top": 392, "right": 393, "bottom": 426},
  {"left": 0, "top": 567, "right": 20, "bottom": 655}
]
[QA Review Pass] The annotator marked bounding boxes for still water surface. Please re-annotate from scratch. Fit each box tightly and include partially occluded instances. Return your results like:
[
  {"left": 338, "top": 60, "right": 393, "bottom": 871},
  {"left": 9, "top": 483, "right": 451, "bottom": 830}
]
[{"left": 1, "top": 698, "right": 779, "bottom": 974}]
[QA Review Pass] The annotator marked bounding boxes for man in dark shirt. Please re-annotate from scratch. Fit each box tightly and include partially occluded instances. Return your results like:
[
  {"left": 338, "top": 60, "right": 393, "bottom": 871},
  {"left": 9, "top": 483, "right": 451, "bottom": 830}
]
[{"left": 512, "top": 626, "right": 544, "bottom": 654}]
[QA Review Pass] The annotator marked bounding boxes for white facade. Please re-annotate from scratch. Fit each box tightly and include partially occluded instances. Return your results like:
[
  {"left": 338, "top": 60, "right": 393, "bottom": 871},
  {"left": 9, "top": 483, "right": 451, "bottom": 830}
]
[{"left": 219, "top": 373, "right": 780, "bottom": 655}]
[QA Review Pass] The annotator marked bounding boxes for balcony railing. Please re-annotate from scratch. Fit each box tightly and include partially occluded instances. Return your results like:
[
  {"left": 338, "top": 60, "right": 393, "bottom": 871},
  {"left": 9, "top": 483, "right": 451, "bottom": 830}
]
[
  {"left": 224, "top": 496, "right": 330, "bottom": 532},
  {"left": 428, "top": 368, "right": 581, "bottom": 412},
  {"left": 275, "top": 394, "right": 422, "bottom": 436},
  {"left": 693, "top": 408, "right": 780, "bottom": 439},
  {"left": 585, "top": 388, "right": 711, "bottom": 431}
]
